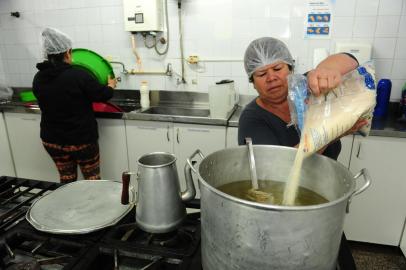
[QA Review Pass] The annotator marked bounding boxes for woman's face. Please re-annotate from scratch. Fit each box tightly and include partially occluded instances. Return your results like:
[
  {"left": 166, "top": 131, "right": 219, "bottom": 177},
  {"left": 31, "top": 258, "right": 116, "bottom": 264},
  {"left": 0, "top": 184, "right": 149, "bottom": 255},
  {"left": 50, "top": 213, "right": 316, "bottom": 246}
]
[{"left": 252, "top": 62, "right": 291, "bottom": 104}]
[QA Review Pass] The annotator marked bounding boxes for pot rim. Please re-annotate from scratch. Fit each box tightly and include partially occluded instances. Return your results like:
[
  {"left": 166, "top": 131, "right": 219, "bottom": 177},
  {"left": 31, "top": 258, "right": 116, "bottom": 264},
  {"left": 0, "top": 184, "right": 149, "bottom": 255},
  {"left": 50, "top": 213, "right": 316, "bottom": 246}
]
[
  {"left": 196, "top": 145, "right": 355, "bottom": 211},
  {"left": 137, "top": 151, "right": 177, "bottom": 168}
]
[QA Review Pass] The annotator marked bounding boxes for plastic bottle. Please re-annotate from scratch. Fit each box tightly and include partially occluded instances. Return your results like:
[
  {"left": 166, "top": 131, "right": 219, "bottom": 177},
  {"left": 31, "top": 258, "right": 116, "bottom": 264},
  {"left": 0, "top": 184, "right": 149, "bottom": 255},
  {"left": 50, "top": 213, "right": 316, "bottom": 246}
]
[
  {"left": 140, "top": 81, "right": 150, "bottom": 108},
  {"left": 373, "top": 79, "right": 392, "bottom": 118}
]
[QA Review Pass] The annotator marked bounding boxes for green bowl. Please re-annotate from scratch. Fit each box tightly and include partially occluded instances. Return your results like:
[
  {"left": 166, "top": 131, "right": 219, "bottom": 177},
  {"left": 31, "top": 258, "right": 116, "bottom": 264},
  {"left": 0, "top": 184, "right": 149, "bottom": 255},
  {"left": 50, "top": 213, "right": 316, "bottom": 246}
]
[
  {"left": 71, "top": 48, "right": 114, "bottom": 85},
  {"left": 20, "top": 91, "right": 37, "bottom": 102}
]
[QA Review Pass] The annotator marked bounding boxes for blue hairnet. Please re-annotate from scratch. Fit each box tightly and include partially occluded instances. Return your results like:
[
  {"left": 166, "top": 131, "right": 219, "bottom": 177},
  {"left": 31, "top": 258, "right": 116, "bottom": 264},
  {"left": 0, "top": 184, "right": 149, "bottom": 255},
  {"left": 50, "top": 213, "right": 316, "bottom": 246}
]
[
  {"left": 244, "top": 37, "right": 294, "bottom": 79},
  {"left": 41, "top": 27, "right": 72, "bottom": 56}
]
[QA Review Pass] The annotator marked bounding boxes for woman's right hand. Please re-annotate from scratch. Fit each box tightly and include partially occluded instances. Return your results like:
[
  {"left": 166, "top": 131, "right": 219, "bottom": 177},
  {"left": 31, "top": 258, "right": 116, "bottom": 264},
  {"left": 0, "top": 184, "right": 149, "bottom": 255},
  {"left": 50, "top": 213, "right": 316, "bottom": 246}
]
[{"left": 107, "top": 75, "right": 117, "bottom": 89}]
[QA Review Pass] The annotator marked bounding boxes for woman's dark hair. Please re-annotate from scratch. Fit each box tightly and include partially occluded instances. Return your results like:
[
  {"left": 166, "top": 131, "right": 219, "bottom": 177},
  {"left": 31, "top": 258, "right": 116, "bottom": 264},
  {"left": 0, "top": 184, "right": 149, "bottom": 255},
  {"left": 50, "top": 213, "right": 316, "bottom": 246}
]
[
  {"left": 47, "top": 52, "right": 65, "bottom": 64},
  {"left": 47, "top": 49, "right": 71, "bottom": 65}
]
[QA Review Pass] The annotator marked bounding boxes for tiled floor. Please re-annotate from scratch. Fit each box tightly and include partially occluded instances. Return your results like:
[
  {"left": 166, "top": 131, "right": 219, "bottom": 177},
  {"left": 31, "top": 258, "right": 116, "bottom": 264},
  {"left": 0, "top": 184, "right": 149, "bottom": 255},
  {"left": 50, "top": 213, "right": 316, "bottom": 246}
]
[{"left": 349, "top": 241, "right": 406, "bottom": 270}]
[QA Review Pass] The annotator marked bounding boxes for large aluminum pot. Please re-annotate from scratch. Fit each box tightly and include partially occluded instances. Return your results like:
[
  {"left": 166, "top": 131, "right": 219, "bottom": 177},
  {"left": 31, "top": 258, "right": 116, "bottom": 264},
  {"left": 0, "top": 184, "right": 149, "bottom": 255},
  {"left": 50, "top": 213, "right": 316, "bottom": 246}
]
[{"left": 186, "top": 145, "right": 370, "bottom": 270}]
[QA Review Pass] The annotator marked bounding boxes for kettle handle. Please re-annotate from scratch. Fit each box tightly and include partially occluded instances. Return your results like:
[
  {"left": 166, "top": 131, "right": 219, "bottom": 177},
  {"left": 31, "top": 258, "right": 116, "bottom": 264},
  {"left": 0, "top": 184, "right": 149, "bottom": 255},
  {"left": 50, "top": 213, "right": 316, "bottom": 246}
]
[
  {"left": 121, "top": 171, "right": 131, "bottom": 205},
  {"left": 346, "top": 168, "right": 371, "bottom": 213},
  {"left": 182, "top": 149, "right": 205, "bottom": 201}
]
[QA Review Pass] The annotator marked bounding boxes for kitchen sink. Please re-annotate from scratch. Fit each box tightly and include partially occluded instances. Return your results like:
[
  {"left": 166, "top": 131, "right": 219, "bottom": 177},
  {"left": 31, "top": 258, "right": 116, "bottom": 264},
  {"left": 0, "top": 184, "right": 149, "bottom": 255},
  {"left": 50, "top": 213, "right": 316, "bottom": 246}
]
[{"left": 139, "top": 106, "right": 210, "bottom": 117}]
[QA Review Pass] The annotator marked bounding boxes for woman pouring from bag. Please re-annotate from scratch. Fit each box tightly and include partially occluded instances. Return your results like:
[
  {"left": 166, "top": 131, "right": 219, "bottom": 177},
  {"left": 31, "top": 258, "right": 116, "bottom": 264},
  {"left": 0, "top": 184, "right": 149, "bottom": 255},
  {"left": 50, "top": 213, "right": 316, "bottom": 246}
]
[
  {"left": 238, "top": 37, "right": 367, "bottom": 159},
  {"left": 238, "top": 37, "right": 365, "bottom": 270},
  {"left": 33, "top": 28, "right": 117, "bottom": 183}
]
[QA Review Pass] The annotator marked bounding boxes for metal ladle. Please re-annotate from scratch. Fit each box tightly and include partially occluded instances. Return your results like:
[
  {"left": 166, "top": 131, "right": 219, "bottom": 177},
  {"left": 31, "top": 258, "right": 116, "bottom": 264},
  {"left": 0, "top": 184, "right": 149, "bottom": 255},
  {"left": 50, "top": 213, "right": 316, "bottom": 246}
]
[{"left": 245, "top": 138, "right": 273, "bottom": 204}]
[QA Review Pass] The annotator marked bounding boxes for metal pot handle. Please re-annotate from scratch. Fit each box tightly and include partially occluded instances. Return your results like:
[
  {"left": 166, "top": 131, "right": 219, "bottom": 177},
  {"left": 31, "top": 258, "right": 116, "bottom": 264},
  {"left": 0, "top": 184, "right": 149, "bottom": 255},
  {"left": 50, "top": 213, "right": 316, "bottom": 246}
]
[
  {"left": 185, "top": 149, "right": 205, "bottom": 174},
  {"left": 182, "top": 150, "right": 205, "bottom": 201},
  {"left": 346, "top": 168, "right": 371, "bottom": 213}
]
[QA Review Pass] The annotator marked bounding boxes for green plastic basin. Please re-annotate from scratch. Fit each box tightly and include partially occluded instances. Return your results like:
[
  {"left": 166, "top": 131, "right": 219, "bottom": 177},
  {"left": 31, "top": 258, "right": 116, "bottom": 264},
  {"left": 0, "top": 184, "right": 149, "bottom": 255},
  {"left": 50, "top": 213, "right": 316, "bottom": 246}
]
[
  {"left": 20, "top": 91, "right": 37, "bottom": 102},
  {"left": 71, "top": 48, "right": 114, "bottom": 85}
]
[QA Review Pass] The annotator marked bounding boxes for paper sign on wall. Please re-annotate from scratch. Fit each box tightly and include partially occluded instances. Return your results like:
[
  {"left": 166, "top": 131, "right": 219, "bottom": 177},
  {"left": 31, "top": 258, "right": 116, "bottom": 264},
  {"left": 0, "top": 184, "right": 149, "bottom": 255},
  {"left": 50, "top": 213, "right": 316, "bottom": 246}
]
[{"left": 305, "top": 0, "right": 332, "bottom": 39}]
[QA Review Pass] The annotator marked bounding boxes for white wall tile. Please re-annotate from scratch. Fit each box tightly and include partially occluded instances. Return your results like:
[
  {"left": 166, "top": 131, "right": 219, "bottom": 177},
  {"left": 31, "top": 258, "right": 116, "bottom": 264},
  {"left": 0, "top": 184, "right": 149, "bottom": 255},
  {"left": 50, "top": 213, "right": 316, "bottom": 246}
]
[
  {"left": 378, "top": 0, "right": 403, "bottom": 15},
  {"left": 55, "top": 0, "right": 72, "bottom": 10},
  {"left": 375, "top": 16, "right": 401, "bottom": 37},
  {"left": 269, "top": 18, "right": 291, "bottom": 39},
  {"left": 395, "top": 38, "right": 406, "bottom": 59},
  {"left": 353, "top": 17, "right": 377, "bottom": 38},
  {"left": 0, "top": 0, "right": 405, "bottom": 92},
  {"left": 390, "top": 79, "right": 404, "bottom": 100},
  {"left": 403, "top": 0, "right": 406, "bottom": 15},
  {"left": 332, "top": 17, "right": 354, "bottom": 38},
  {"left": 398, "top": 16, "right": 406, "bottom": 37},
  {"left": 333, "top": 0, "right": 356, "bottom": 16},
  {"left": 268, "top": 0, "right": 291, "bottom": 18},
  {"left": 231, "top": 62, "right": 245, "bottom": 77},
  {"left": 100, "top": 6, "right": 122, "bottom": 25},
  {"left": 212, "top": 62, "right": 232, "bottom": 78},
  {"left": 373, "top": 38, "right": 397, "bottom": 58},
  {"left": 290, "top": 2, "right": 306, "bottom": 18},
  {"left": 355, "top": 0, "right": 379, "bottom": 16},
  {"left": 289, "top": 17, "right": 305, "bottom": 39},
  {"left": 373, "top": 59, "right": 393, "bottom": 79},
  {"left": 391, "top": 59, "right": 406, "bottom": 79}
]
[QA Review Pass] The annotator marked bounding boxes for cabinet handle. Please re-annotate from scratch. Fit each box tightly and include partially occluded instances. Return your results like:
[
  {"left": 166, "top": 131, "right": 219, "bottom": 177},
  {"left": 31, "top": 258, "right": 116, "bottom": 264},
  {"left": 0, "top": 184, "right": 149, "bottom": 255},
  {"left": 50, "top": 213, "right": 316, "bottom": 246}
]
[
  {"left": 356, "top": 142, "right": 362, "bottom": 158},
  {"left": 21, "top": 118, "right": 37, "bottom": 121},
  {"left": 187, "top": 128, "right": 210, "bottom": 133},
  {"left": 166, "top": 126, "right": 170, "bottom": 142},
  {"left": 137, "top": 126, "right": 156, "bottom": 130},
  {"left": 176, "top": 128, "right": 180, "bottom": 144}
]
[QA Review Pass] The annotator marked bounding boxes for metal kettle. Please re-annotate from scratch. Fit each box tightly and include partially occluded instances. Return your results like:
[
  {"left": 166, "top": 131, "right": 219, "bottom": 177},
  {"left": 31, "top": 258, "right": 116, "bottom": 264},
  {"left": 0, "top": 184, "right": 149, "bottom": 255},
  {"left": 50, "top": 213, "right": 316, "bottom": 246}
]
[{"left": 121, "top": 152, "right": 196, "bottom": 233}]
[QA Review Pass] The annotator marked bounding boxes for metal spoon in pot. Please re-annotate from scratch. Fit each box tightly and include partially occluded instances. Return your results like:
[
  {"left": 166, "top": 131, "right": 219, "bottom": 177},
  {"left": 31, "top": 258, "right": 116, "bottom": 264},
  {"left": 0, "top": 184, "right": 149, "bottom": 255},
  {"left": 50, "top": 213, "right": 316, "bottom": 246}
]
[{"left": 245, "top": 138, "right": 273, "bottom": 204}]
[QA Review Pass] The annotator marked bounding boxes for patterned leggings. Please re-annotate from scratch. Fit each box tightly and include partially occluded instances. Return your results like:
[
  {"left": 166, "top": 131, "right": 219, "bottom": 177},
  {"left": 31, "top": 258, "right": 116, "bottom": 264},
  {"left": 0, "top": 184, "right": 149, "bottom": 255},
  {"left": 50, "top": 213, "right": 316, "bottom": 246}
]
[{"left": 42, "top": 141, "right": 101, "bottom": 183}]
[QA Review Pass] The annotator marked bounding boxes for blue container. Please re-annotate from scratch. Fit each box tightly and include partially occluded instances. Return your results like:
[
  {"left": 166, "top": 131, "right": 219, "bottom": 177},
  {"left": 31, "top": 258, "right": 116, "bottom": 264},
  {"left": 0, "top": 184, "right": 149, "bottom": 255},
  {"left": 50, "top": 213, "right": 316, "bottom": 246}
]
[
  {"left": 401, "top": 85, "right": 406, "bottom": 118},
  {"left": 373, "top": 79, "right": 392, "bottom": 118}
]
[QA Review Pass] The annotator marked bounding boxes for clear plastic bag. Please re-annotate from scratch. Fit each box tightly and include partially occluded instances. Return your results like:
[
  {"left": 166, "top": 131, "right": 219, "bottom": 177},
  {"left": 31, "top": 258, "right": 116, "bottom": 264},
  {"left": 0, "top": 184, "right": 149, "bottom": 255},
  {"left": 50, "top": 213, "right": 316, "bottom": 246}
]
[
  {"left": 287, "top": 62, "right": 377, "bottom": 154},
  {"left": 0, "top": 84, "right": 13, "bottom": 101}
]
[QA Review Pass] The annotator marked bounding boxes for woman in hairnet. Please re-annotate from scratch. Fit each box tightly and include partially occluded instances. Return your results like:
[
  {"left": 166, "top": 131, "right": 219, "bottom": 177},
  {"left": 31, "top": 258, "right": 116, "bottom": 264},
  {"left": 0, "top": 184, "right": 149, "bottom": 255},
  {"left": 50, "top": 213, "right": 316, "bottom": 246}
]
[
  {"left": 238, "top": 37, "right": 365, "bottom": 160},
  {"left": 32, "top": 28, "right": 117, "bottom": 183},
  {"left": 238, "top": 37, "right": 359, "bottom": 269}
]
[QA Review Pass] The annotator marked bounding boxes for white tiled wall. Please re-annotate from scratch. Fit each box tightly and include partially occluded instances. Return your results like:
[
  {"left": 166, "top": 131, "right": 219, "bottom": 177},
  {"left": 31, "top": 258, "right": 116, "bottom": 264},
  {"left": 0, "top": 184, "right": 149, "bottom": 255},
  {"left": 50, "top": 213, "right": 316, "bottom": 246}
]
[{"left": 0, "top": 0, "right": 405, "bottom": 99}]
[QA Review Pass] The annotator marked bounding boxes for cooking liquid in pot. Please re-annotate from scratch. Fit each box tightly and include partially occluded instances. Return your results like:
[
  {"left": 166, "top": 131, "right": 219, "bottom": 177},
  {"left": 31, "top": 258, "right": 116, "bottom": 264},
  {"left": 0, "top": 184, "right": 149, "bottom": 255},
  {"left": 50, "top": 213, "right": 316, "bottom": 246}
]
[{"left": 217, "top": 180, "right": 328, "bottom": 206}]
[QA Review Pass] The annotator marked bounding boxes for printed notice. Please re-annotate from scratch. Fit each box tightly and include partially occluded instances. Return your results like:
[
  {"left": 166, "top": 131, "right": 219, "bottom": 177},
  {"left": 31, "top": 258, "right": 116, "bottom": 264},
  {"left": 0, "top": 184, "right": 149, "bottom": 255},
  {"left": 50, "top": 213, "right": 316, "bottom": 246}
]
[{"left": 305, "top": 0, "right": 332, "bottom": 39}]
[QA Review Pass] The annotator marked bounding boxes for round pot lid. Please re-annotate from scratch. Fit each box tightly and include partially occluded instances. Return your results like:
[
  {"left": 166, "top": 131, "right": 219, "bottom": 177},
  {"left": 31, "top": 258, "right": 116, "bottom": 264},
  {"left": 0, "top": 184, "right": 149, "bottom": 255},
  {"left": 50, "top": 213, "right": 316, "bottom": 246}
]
[{"left": 26, "top": 180, "right": 133, "bottom": 234}]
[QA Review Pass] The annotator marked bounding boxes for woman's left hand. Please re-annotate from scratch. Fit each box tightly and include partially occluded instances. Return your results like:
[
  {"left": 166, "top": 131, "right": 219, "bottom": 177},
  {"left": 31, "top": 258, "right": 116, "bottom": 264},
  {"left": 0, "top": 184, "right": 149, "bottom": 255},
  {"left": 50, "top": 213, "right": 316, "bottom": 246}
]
[{"left": 307, "top": 68, "right": 342, "bottom": 96}]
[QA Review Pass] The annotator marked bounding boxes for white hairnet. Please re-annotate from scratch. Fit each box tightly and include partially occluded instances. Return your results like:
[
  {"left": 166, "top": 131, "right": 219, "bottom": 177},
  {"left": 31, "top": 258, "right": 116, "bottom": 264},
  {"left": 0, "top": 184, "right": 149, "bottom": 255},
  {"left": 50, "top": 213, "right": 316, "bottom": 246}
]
[
  {"left": 244, "top": 37, "right": 294, "bottom": 80},
  {"left": 41, "top": 27, "right": 72, "bottom": 56}
]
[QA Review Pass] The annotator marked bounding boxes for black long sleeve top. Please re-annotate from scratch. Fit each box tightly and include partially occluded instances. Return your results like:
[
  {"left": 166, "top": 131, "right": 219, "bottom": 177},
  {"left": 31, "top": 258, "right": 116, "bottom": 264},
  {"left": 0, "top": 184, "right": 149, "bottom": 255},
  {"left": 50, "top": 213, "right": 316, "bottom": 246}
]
[{"left": 32, "top": 61, "right": 113, "bottom": 144}]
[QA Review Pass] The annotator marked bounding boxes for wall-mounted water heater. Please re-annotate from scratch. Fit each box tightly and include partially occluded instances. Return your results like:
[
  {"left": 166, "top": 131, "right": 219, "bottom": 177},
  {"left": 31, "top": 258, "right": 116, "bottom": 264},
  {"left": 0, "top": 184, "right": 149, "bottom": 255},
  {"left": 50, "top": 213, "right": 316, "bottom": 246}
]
[{"left": 123, "top": 0, "right": 164, "bottom": 32}]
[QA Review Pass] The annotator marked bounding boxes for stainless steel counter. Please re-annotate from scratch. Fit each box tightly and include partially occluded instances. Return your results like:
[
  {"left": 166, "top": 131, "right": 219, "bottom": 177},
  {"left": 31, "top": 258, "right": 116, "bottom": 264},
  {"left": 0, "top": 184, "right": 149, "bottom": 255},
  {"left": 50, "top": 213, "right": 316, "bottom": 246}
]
[
  {"left": 0, "top": 90, "right": 234, "bottom": 126},
  {"left": 2, "top": 90, "right": 405, "bottom": 138}
]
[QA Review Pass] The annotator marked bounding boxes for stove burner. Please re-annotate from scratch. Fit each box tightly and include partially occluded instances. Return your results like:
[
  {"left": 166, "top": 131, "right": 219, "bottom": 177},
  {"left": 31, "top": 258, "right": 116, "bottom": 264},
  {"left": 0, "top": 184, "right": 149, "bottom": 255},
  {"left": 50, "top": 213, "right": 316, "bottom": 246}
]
[
  {"left": 103, "top": 213, "right": 201, "bottom": 258},
  {"left": 0, "top": 230, "right": 87, "bottom": 270}
]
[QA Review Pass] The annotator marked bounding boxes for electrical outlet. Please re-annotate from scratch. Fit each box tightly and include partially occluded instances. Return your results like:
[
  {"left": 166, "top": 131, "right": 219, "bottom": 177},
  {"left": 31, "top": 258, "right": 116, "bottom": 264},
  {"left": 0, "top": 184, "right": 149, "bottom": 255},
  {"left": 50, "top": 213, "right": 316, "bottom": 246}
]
[{"left": 187, "top": 55, "right": 199, "bottom": 64}]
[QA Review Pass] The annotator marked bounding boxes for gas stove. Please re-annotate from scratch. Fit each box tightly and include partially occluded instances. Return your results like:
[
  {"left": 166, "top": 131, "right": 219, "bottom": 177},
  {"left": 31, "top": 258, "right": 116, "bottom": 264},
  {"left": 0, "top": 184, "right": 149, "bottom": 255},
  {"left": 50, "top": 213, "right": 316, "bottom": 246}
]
[
  {"left": 0, "top": 176, "right": 201, "bottom": 270},
  {"left": 0, "top": 176, "right": 355, "bottom": 270}
]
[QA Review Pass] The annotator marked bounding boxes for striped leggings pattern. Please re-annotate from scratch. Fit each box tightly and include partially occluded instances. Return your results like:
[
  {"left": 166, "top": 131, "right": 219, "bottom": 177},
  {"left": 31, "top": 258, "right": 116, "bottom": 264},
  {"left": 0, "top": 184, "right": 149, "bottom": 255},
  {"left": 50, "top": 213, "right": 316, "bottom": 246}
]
[{"left": 42, "top": 141, "right": 101, "bottom": 183}]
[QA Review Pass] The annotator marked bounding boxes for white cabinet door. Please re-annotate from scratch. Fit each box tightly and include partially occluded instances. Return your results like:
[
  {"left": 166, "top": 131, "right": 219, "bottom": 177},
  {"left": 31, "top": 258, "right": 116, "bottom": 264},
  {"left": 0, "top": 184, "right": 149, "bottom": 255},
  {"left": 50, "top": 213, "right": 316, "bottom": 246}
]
[
  {"left": 226, "top": 127, "right": 239, "bottom": 148},
  {"left": 337, "top": 135, "right": 354, "bottom": 169},
  {"left": 0, "top": 113, "right": 15, "bottom": 176},
  {"left": 344, "top": 136, "right": 406, "bottom": 245},
  {"left": 4, "top": 112, "right": 59, "bottom": 182},
  {"left": 98, "top": 118, "right": 128, "bottom": 181},
  {"left": 174, "top": 123, "right": 226, "bottom": 198},
  {"left": 125, "top": 120, "right": 173, "bottom": 172}
]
